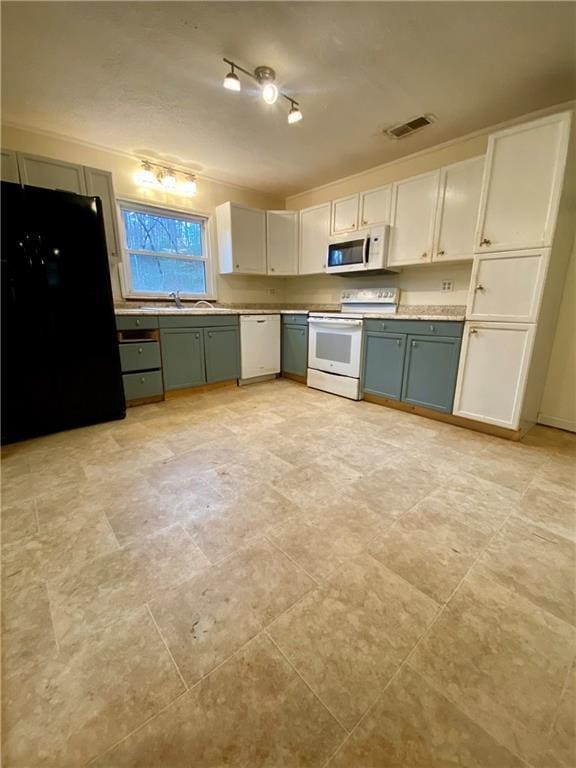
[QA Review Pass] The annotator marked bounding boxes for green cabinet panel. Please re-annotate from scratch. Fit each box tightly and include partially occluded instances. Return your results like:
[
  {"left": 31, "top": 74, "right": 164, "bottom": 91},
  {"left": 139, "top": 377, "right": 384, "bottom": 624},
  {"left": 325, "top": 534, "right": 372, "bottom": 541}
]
[
  {"left": 119, "top": 341, "right": 161, "bottom": 373},
  {"left": 282, "top": 324, "right": 308, "bottom": 376},
  {"left": 159, "top": 314, "right": 239, "bottom": 329},
  {"left": 282, "top": 313, "right": 308, "bottom": 326},
  {"left": 362, "top": 332, "right": 406, "bottom": 400},
  {"left": 160, "top": 329, "right": 205, "bottom": 390},
  {"left": 122, "top": 371, "right": 163, "bottom": 400},
  {"left": 204, "top": 327, "right": 240, "bottom": 383},
  {"left": 364, "top": 319, "right": 463, "bottom": 337},
  {"left": 116, "top": 315, "right": 159, "bottom": 331},
  {"left": 401, "top": 335, "right": 461, "bottom": 413}
]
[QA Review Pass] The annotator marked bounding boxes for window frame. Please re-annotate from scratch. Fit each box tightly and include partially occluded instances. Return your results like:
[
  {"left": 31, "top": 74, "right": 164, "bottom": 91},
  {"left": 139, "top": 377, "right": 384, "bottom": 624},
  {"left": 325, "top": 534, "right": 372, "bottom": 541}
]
[{"left": 117, "top": 199, "right": 216, "bottom": 300}]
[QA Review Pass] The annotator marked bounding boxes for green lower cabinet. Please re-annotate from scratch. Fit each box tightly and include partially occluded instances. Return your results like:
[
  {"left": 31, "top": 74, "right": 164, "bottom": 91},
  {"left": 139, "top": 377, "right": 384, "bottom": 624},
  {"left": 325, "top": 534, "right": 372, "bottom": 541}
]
[
  {"left": 401, "top": 335, "right": 461, "bottom": 413},
  {"left": 204, "top": 327, "right": 240, "bottom": 383},
  {"left": 282, "top": 324, "right": 308, "bottom": 376},
  {"left": 362, "top": 332, "right": 406, "bottom": 400},
  {"left": 160, "top": 328, "right": 205, "bottom": 390}
]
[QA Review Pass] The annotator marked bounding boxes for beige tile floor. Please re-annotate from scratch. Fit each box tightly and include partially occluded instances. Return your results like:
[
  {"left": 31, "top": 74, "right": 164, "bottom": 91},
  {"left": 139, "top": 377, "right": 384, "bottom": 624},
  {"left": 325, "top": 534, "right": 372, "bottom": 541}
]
[{"left": 1, "top": 379, "right": 575, "bottom": 768}]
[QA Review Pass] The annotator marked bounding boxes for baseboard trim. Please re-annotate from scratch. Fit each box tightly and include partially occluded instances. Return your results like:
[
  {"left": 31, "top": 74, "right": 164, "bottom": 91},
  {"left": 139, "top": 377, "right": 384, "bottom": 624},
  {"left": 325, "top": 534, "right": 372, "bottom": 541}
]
[
  {"left": 164, "top": 380, "right": 238, "bottom": 398},
  {"left": 537, "top": 414, "right": 576, "bottom": 433},
  {"left": 281, "top": 372, "right": 307, "bottom": 384},
  {"left": 362, "top": 393, "right": 525, "bottom": 441},
  {"left": 126, "top": 394, "right": 164, "bottom": 408}
]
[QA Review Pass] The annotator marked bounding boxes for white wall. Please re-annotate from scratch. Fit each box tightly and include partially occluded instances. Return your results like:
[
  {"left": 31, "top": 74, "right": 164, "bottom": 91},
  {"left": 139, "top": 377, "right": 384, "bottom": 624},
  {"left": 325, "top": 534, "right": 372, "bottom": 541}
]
[
  {"left": 1, "top": 123, "right": 285, "bottom": 305},
  {"left": 539, "top": 240, "right": 576, "bottom": 432}
]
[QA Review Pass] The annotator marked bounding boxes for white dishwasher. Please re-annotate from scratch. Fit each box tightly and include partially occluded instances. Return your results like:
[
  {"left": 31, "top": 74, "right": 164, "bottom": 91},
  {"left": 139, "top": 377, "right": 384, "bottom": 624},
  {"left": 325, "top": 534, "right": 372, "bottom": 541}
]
[{"left": 240, "top": 314, "right": 281, "bottom": 382}]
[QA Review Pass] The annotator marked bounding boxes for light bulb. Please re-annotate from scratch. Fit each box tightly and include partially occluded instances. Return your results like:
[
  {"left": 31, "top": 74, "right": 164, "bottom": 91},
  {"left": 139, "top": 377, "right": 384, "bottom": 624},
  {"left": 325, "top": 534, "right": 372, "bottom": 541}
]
[
  {"left": 288, "top": 105, "right": 303, "bottom": 124},
  {"left": 261, "top": 82, "right": 278, "bottom": 105},
  {"left": 134, "top": 161, "right": 155, "bottom": 186},
  {"left": 180, "top": 175, "right": 197, "bottom": 196},
  {"left": 223, "top": 70, "right": 241, "bottom": 91},
  {"left": 159, "top": 169, "right": 177, "bottom": 190}
]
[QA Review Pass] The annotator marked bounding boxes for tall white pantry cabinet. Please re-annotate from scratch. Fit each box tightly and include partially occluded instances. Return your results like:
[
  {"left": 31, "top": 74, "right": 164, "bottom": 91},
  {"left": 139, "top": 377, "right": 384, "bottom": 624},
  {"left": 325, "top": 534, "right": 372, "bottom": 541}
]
[{"left": 453, "top": 111, "right": 574, "bottom": 432}]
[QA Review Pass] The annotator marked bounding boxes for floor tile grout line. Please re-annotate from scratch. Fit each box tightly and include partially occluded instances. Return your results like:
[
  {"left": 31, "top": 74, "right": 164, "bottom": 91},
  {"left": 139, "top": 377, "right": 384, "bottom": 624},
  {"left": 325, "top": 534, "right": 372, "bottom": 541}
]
[
  {"left": 145, "top": 603, "right": 189, "bottom": 692},
  {"left": 83, "top": 688, "right": 190, "bottom": 767},
  {"left": 264, "top": 629, "right": 352, "bottom": 736},
  {"left": 42, "top": 579, "right": 61, "bottom": 656},
  {"left": 323, "top": 495, "right": 528, "bottom": 767},
  {"left": 262, "top": 534, "right": 323, "bottom": 586}
]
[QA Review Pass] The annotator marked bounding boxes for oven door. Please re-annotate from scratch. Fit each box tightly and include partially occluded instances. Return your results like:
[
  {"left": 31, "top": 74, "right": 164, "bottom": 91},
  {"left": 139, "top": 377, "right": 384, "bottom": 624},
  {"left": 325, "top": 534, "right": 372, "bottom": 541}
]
[
  {"left": 326, "top": 236, "right": 368, "bottom": 273},
  {"left": 308, "top": 318, "right": 363, "bottom": 377}
]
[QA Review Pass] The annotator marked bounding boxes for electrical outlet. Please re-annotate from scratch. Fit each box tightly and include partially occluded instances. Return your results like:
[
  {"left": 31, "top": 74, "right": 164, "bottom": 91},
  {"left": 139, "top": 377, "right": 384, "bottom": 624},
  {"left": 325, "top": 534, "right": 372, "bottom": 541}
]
[{"left": 441, "top": 279, "right": 453, "bottom": 292}]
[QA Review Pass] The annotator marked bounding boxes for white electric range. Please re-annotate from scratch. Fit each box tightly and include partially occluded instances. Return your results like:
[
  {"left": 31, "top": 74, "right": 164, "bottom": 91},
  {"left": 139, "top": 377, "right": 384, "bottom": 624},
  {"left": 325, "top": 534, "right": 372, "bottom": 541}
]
[{"left": 307, "top": 288, "right": 399, "bottom": 400}]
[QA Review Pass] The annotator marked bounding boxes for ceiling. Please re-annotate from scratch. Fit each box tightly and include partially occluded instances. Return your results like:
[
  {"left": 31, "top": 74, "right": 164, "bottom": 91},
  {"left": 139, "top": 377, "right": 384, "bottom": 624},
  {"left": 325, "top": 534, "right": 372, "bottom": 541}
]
[{"left": 2, "top": 2, "right": 575, "bottom": 196}]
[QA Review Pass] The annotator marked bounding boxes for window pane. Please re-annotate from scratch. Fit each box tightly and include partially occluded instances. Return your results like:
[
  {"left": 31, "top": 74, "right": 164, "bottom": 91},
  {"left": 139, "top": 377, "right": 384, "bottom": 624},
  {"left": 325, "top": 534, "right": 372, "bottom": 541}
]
[
  {"left": 122, "top": 209, "right": 203, "bottom": 256},
  {"left": 129, "top": 254, "right": 206, "bottom": 294}
]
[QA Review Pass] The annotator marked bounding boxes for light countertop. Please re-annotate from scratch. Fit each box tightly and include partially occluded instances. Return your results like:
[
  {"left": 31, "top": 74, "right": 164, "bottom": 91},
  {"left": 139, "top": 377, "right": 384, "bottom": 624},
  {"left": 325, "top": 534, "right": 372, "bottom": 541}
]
[{"left": 114, "top": 304, "right": 466, "bottom": 321}]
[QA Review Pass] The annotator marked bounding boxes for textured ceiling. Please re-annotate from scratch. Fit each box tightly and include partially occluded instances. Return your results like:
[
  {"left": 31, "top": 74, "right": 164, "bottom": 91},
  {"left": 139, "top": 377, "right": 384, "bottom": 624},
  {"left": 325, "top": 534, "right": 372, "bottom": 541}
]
[{"left": 2, "top": 2, "right": 576, "bottom": 195}]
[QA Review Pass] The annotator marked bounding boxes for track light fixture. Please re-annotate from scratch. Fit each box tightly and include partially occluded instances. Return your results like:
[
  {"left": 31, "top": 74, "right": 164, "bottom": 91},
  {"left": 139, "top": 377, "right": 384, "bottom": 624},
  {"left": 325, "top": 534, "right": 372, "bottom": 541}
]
[
  {"left": 222, "top": 58, "right": 303, "bottom": 124},
  {"left": 134, "top": 160, "right": 198, "bottom": 196}
]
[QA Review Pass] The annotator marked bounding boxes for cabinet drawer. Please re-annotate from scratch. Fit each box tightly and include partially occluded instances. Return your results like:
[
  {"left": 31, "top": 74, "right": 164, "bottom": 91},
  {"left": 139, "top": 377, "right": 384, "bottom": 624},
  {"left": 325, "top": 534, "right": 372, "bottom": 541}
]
[
  {"left": 364, "top": 319, "right": 463, "bottom": 337},
  {"left": 116, "top": 315, "right": 159, "bottom": 331},
  {"left": 282, "top": 314, "right": 308, "bottom": 326},
  {"left": 119, "top": 341, "right": 161, "bottom": 373},
  {"left": 159, "top": 315, "right": 239, "bottom": 329},
  {"left": 122, "top": 370, "right": 163, "bottom": 401}
]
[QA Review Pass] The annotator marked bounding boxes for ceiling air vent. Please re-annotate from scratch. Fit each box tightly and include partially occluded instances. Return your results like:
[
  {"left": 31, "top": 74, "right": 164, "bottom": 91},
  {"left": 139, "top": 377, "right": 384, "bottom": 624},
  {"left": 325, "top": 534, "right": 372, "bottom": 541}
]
[{"left": 384, "top": 114, "right": 435, "bottom": 140}]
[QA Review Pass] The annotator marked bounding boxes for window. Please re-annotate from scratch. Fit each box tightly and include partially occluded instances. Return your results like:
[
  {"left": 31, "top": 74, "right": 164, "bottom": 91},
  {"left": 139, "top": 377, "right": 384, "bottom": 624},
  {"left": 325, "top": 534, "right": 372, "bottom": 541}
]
[{"left": 120, "top": 202, "right": 213, "bottom": 297}]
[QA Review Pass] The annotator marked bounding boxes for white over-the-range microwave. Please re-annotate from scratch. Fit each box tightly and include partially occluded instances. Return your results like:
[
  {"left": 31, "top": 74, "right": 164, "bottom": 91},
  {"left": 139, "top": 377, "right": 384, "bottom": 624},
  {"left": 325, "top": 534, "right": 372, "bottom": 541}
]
[{"left": 326, "top": 225, "right": 398, "bottom": 274}]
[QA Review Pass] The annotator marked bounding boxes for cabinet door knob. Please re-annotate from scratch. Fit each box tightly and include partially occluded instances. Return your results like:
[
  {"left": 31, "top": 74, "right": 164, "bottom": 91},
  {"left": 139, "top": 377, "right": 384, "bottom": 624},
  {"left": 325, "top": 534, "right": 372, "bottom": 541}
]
[
  {"left": 412, "top": 340, "right": 417, "bottom": 347},
  {"left": 140, "top": 376, "right": 145, "bottom": 383},
  {"left": 470, "top": 328, "right": 478, "bottom": 335},
  {"left": 381, "top": 323, "right": 387, "bottom": 329},
  {"left": 480, "top": 238, "right": 492, "bottom": 246},
  {"left": 195, "top": 334, "right": 200, "bottom": 339},
  {"left": 421, "top": 252, "right": 427, "bottom": 259},
  {"left": 437, "top": 250, "right": 445, "bottom": 256},
  {"left": 396, "top": 339, "right": 401, "bottom": 346},
  {"left": 235, "top": 264, "right": 240, "bottom": 268},
  {"left": 301, "top": 330, "right": 305, "bottom": 335},
  {"left": 430, "top": 325, "right": 435, "bottom": 332},
  {"left": 270, "top": 267, "right": 275, "bottom": 272},
  {"left": 138, "top": 347, "right": 143, "bottom": 354},
  {"left": 135, "top": 319, "right": 141, "bottom": 326},
  {"left": 475, "top": 284, "right": 485, "bottom": 291},
  {"left": 208, "top": 332, "right": 212, "bottom": 338}
]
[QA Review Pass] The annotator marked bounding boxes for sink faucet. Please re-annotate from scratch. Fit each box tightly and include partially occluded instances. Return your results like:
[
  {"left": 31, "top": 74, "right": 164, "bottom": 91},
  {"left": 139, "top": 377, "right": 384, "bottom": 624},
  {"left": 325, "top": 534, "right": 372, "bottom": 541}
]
[{"left": 169, "top": 290, "right": 183, "bottom": 309}]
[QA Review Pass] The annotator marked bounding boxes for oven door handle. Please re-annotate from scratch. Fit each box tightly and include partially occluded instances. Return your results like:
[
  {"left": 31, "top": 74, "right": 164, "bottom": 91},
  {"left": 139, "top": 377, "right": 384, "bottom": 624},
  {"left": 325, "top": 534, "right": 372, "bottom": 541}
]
[{"left": 308, "top": 318, "right": 363, "bottom": 327}]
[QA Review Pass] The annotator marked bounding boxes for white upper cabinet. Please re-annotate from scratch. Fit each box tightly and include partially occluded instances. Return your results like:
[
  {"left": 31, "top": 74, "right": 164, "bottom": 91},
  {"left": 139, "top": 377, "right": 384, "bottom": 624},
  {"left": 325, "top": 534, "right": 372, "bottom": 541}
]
[
  {"left": 467, "top": 249, "right": 549, "bottom": 323},
  {"left": 359, "top": 185, "right": 392, "bottom": 228},
  {"left": 453, "top": 322, "right": 535, "bottom": 430},
  {"left": 17, "top": 153, "right": 87, "bottom": 194},
  {"left": 389, "top": 170, "right": 441, "bottom": 266},
  {"left": 84, "top": 167, "right": 121, "bottom": 263},
  {"left": 1, "top": 150, "right": 19, "bottom": 183},
  {"left": 299, "top": 203, "right": 331, "bottom": 275},
  {"left": 474, "top": 112, "right": 571, "bottom": 253},
  {"left": 266, "top": 210, "right": 298, "bottom": 276},
  {"left": 216, "top": 202, "right": 267, "bottom": 275},
  {"left": 433, "top": 157, "right": 484, "bottom": 262},
  {"left": 331, "top": 194, "right": 358, "bottom": 234}
]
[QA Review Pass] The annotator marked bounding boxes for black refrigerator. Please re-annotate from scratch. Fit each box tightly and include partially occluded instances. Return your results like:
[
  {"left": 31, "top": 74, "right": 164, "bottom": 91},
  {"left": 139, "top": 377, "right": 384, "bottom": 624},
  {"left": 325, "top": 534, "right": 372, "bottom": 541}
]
[{"left": 1, "top": 181, "right": 126, "bottom": 443}]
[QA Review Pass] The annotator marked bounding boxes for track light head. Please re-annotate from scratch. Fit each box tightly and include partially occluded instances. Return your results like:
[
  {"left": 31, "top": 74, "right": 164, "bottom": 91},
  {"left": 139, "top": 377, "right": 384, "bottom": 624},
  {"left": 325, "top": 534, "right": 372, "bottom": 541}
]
[
  {"left": 288, "top": 102, "right": 303, "bottom": 124},
  {"left": 223, "top": 65, "right": 241, "bottom": 92}
]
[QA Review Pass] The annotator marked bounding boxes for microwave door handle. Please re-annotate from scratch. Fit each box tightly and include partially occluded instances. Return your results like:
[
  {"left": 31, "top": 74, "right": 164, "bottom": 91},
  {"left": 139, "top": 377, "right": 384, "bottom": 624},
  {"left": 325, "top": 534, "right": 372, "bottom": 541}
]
[{"left": 364, "top": 237, "right": 370, "bottom": 266}]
